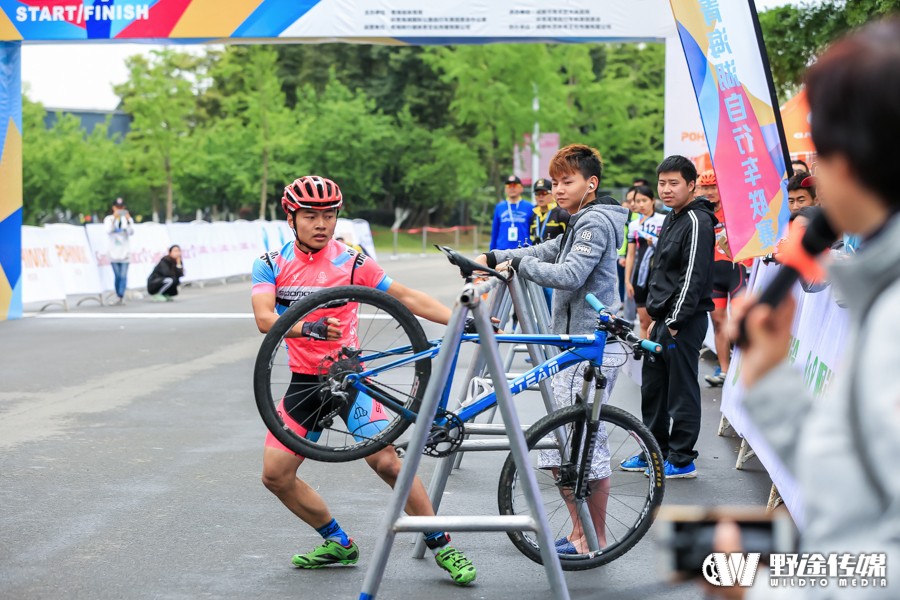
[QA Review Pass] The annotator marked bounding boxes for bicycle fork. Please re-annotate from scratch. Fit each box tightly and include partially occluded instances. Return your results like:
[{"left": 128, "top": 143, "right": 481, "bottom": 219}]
[{"left": 553, "top": 366, "right": 605, "bottom": 554}]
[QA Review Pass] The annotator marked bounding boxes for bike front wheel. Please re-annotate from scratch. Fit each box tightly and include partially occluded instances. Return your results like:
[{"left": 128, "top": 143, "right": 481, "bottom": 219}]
[
  {"left": 253, "top": 286, "right": 431, "bottom": 463},
  {"left": 497, "top": 403, "right": 664, "bottom": 570}
]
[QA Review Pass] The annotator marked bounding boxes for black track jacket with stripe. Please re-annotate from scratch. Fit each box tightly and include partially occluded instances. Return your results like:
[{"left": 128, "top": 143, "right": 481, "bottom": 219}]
[{"left": 645, "top": 198, "right": 717, "bottom": 330}]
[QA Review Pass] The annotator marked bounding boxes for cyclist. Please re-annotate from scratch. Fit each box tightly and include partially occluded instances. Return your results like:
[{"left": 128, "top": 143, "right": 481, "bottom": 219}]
[
  {"left": 695, "top": 170, "right": 746, "bottom": 388},
  {"left": 251, "top": 176, "right": 476, "bottom": 585},
  {"left": 478, "top": 144, "right": 630, "bottom": 554}
]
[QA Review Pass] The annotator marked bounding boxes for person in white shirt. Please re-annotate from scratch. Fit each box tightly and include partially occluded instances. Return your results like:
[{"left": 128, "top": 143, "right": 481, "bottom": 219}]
[{"left": 103, "top": 198, "right": 134, "bottom": 305}]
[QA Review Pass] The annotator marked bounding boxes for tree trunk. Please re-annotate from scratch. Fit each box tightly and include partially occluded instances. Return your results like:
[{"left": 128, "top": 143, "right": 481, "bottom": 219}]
[
  {"left": 164, "top": 154, "right": 174, "bottom": 223},
  {"left": 259, "top": 143, "right": 269, "bottom": 221},
  {"left": 258, "top": 100, "right": 270, "bottom": 221}
]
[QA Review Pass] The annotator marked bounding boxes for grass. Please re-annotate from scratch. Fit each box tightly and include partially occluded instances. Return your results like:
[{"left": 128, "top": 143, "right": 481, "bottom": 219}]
[{"left": 368, "top": 224, "right": 490, "bottom": 257}]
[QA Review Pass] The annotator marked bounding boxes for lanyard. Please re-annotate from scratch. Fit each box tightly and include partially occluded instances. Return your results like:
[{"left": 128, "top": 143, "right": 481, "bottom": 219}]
[
  {"left": 505, "top": 200, "right": 517, "bottom": 225},
  {"left": 535, "top": 209, "right": 550, "bottom": 240}
]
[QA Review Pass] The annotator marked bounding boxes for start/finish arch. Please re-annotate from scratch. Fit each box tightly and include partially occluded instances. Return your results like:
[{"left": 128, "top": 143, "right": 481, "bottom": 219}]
[{"left": 0, "top": 0, "right": 786, "bottom": 320}]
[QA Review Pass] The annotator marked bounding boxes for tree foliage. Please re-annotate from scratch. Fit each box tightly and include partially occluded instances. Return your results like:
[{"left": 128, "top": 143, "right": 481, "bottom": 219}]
[{"left": 23, "top": 2, "right": 899, "bottom": 226}]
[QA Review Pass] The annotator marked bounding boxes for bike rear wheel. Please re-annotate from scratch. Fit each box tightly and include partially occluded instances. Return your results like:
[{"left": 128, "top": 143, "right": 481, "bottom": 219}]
[
  {"left": 497, "top": 403, "right": 664, "bottom": 570},
  {"left": 254, "top": 286, "right": 431, "bottom": 462}
]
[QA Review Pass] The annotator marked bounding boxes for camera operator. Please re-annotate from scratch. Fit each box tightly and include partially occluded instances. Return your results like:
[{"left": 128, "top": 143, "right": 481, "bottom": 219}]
[{"left": 719, "top": 17, "right": 900, "bottom": 599}]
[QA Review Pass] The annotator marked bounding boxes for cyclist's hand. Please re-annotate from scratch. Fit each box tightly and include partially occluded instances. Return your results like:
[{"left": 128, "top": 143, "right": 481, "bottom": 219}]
[
  {"left": 301, "top": 317, "right": 342, "bottom": 341},
  {"left": 464, "top": 317, "right": 501, "bottom": 334},
  {"left": 626, "top": 282, "right": 635, "bottom": 299}
]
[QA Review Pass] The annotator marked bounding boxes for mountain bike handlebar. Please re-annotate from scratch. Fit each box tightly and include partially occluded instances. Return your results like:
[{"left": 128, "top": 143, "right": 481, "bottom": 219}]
[
  {"left": 436, "top": 245, "right": 508, "bottom": 281},
  {"left": 585, "top": 293, "right": 662, "bottom": 355}
]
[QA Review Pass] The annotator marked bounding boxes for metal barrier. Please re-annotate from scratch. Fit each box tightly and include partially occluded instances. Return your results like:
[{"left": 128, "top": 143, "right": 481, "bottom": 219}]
[
  {"left": 412, "top": 274, "right": 601, "bottom": 559},
  {"left": 358, "top": 275, "right": 570, "bottom": 600}
]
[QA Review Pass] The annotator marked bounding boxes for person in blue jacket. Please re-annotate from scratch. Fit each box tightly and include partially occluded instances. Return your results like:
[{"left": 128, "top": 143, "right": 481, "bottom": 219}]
[{"left": 490, "top": 175, "right": 534, "bottom": 251}]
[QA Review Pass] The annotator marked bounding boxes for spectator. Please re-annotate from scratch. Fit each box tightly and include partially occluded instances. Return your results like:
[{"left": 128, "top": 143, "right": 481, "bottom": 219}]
[
  {"left": 528, "top": 177, "right": 570, "bottom": 310},
  {"left": 620, "top": 156, "right": 715, "bottom": 479},
  {"left": 623, "top": 184, "right": 665, "bottom": 338},
  {"left": 696, "top": 170, "right": 747, "bottom": 388},
  {"left": 489, "top": 175, "right": 533, "bottom": 251},
  {"left": 718, "top": 17, "right": 900, "bottom": 599},
  {"left": 147, "top": 245, "right": 185, "bottom": 302},
  {"left": 528, "top": 177, "right": 569, "bottom": 245},
  {"left": 791, "top": 158, "right": 810, "bottom": 175},
  {"left": 103, "top": 198, "right": 134, "bottom": 305},
  {"left": 479, "top": 144, "right": 629, "bottom": 553},
  {"left": 619, "top": 187, "right": 642, "bottom": 320},
  {"left": 787, "top": 173, "right": 818, "bottom": 214},
  {"left": 633, "top": 177, "right": 651, "bottom": 187}
]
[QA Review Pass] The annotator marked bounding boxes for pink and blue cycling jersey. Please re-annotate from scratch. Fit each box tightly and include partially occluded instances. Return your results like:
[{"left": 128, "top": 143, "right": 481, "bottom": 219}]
[{"left": 251, "top": 238, "right": 393, "bottom": 374}]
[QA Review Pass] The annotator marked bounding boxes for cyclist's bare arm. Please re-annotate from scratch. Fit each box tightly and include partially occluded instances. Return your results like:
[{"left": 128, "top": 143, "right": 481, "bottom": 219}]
[
  {"left": 251, "top": 293, "right": 341, "bottom": 339},
  {"left": 386, "top": 281, "right": 451, "bottom": 325}
]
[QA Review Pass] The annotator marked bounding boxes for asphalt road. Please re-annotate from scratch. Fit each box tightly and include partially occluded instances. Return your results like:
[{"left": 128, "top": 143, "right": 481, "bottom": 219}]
[{"left": 0, "top": 254, "right": 772, "bottom": 600}]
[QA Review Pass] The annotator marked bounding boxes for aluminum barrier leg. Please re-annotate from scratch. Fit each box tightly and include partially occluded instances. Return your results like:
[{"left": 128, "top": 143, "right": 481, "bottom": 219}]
[{"left": 359, "top": 282, "right": 570, "bottom": 600}]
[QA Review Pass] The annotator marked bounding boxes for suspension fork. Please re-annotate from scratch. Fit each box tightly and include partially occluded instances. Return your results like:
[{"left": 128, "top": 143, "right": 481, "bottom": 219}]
[{"left": 572, "top": 366, "right": 606, "bottom": 501}]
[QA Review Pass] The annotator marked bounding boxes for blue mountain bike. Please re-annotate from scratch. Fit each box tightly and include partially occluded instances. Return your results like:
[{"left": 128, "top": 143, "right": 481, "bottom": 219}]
[{"left": 254, "top": 247, "right": 664, "bottom": 569}]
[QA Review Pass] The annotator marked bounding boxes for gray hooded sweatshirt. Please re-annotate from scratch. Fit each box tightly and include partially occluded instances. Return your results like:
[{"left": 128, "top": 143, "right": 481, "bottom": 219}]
[
  {"left": 489, "top": 198, "right": 629, "bottom": 335},
  {"left": 744, "top": 214, "right": 900, "bottom": 598}
]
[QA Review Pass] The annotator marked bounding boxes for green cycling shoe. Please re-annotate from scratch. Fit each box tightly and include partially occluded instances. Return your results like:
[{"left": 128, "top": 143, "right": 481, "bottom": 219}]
[
  {"left": 291, "top": 539, "right": 359, "bottom": 569},
  {"left": 434, "top": 546, "right": 477, "bottom": 586}
]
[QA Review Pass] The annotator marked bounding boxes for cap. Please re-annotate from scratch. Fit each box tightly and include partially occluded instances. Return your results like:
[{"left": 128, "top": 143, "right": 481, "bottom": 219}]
[
  {"left": 112, "top": 197, "right": 127, "bottom": 208},
  {"left": 504, "top": 175, "right": 522, "bottom": 185},
  {"left": 697, "top": 169, "right": 717, "bottom": 187},
  {"left": 800, "top": 175, "right": 816, "bottom": 188},
  {"left": 533, "top": 178, "right": 552, "bottom": 193}
]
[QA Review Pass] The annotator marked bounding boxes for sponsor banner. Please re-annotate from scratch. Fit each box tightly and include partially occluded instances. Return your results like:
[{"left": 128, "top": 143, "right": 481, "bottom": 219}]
[
  {"left": 85, "top": 222, "right": 171, "bottom": 291},
  {"left": 0, "top": 0, "right": 675, "bottom": 42},
  {"left": 668, "top": 0, "right": 790, "bottom": 260},
  {"left": 43, "top": 223, "right": 102, "bottom": 296},
  {"left": 255, "top": 219, "right": 288, "bottom": 254},
  {"left": 21, "top": 225, "right": 66, "bottom": 305},
  {"left": 721, "top": 260, "right": 850, "bottom": 523}
]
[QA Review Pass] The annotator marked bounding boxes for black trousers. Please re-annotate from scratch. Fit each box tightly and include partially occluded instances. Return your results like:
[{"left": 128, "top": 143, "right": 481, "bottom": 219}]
[{"left": 640, "top": 312, "right": 708, "bottom": 467}]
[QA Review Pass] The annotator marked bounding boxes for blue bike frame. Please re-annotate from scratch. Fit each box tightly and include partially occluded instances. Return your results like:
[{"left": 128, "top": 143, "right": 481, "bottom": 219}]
[{"left": 345, "top": 329, "right": 611, "bottom": 427}]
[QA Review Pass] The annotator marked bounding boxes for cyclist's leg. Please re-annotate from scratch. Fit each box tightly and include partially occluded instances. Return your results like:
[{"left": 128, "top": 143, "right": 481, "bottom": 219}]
[{"left": 262, "top": 376, "right": 332, "bottom": 528}]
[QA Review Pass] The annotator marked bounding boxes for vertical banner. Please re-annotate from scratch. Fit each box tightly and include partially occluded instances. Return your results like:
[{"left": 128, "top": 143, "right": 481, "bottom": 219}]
[
  {"left": 668, "top": 0, "right": 791, "bottom": 260},
  {"left": 0, "top": 41, "right": 22, "bottom": 320},
  {"left": 664, "top": 36, "right": 710, "bottom": 170}
]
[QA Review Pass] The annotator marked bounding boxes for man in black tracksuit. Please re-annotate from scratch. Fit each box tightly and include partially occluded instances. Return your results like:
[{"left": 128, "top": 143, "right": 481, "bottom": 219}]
[{"left": 626, "top": 156, "right": 715, "bottom": 479}]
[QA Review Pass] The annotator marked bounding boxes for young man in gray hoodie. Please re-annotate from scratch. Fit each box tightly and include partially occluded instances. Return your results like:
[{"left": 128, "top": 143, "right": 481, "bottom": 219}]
[{"left": 478, "top": 144, "right": 629, "bottom": 554}]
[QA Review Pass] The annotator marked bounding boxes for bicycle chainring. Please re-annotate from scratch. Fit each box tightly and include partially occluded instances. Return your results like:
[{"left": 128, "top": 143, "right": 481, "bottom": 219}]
[{"left": 422, "top": 410, "right": 465, "bottom": 458}]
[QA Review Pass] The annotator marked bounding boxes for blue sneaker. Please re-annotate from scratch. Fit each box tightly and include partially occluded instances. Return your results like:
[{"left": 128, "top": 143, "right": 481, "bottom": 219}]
[
  {"left": 554, "top": 537, "right": 570, "bottom": 547},
  {"left": 619, "top": 455, "right": 649, "bottom": 472},
  {"left": 557, "top": 541, "right": 577, "bottom": 555},
  {"left": 663, "top": 460, "right": 697, "bottom": 479}
]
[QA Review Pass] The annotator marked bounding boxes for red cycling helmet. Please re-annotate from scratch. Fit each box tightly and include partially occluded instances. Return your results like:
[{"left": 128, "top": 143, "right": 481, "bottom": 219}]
[{"left": 282, "top": 176, "right": 343, "bottom": 213}]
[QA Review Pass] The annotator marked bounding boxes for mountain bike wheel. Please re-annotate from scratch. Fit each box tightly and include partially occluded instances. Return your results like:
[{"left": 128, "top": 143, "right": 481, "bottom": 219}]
[
  {"left": 497, "top": 403, "right": 664, "bottom": 570},
  {"left": 254, "top": 286, "right": 431, "bottom": 463}
]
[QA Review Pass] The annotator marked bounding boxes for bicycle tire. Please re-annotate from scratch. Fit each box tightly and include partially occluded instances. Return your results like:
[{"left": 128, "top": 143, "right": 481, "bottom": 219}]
[
  {"left": 253, "top": 285, "right": 431, "bottom": 462},
  {"left": 497, "top": 403, "right": 664, "bottom": 570}
]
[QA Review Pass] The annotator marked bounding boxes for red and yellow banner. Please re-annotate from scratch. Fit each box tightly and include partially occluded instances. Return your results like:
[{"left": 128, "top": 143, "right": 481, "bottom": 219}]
[{"left": 669, "top": 0, "right": 791, "bottom": 260}]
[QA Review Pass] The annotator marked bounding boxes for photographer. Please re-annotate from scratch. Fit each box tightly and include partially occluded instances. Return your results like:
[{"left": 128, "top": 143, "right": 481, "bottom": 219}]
[
  {"left": 721, "top": 17, "right": 900, "bottom": 599},
  {"left": 147, "top": 245, "right": 184, "bottom": 302},
  {"left": 103, "top": 198, "right": 134, "bottom": 305}
]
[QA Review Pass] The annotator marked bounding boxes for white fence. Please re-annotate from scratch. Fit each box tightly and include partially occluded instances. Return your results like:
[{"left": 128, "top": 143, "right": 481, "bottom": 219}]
[{"left": 21, "top": 219, "right": 374, "bottom": 308}]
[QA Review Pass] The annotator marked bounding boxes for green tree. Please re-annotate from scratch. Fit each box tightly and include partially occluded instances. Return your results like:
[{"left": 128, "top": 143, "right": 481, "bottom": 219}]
[
  {"left": 758, "top": 0, "right": 900, "bottom": 100},
  {"left": 204, "top": 46, "right": 294, "bottom": 219},
  {"left": 114, "top": 49, "right": 199, "bottom": 222}
]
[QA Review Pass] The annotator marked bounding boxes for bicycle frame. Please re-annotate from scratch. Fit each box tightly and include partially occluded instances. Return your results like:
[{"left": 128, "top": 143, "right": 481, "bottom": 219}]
[{"left": 346, "top": 329, "right": 611, "bottom": 427}]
